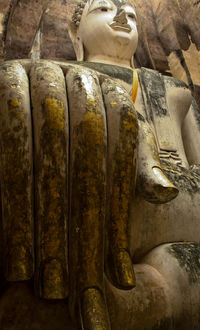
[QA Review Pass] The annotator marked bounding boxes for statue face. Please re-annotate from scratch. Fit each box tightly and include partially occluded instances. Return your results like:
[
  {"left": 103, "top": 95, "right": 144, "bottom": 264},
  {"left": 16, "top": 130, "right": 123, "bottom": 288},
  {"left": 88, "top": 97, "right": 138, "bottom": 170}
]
[{"left": 77, "top": 0, "right": 138, "bottom": 64}]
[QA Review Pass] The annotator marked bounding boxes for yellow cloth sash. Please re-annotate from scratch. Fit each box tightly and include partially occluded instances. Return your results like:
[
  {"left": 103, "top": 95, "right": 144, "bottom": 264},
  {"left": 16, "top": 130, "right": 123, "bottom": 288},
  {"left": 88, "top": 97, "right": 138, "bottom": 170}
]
[{"left": 131, "top": 69, "right": 138, "bottom": 104}]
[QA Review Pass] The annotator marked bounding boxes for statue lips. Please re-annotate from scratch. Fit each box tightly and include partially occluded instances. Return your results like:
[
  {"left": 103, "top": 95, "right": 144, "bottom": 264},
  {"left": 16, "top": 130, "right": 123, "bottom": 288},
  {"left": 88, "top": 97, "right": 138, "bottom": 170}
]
[{"left": 109, "top": 22, "right": 132, "bottom": 32}]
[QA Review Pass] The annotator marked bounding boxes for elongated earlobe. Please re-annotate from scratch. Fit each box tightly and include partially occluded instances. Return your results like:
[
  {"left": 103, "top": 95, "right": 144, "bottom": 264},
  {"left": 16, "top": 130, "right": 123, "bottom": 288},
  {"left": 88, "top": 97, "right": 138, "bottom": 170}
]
[
  {"left": 131, "top": 56, "right": 135, "bottom": 68},
  {"left": 69, "top": 23, "right": 84, "bottom": 61},
  {"left": 74, "top": 36, "right": 84, "bottom": 61}
]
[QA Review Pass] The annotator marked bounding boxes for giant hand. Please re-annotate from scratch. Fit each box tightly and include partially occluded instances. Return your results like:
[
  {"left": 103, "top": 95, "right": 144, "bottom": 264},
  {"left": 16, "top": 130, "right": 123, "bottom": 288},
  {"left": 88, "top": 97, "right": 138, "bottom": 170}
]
[{"left": 0, "top": 59, "right": 140, "bottom": 329}]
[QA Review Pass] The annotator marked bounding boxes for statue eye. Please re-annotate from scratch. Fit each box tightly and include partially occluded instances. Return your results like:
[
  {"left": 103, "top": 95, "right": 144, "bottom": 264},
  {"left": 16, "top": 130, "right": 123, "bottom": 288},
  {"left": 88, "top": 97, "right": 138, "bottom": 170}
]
[
  {"left": 88, "top": 1, "right": 112, "bottom": 14},
  {"left": 127, "top": 13, "right": 135, "bottom": 19}
]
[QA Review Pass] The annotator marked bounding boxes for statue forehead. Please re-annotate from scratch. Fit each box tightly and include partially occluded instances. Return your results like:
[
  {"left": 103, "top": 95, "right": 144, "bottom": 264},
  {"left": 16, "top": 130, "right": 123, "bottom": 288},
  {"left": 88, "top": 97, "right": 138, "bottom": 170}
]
[
  {"left": 72, "top": 0, "right": 135, "bottom": 27},
  {"left": 88, "top": 0, "right": 134, "bottom": 8}
]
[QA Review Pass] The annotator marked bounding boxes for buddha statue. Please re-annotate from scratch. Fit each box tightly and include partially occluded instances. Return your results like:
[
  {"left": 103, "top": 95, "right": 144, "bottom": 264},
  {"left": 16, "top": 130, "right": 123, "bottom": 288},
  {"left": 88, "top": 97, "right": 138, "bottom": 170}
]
[{"left": 0, "top": 0, "right": 200, "bottom": 329}]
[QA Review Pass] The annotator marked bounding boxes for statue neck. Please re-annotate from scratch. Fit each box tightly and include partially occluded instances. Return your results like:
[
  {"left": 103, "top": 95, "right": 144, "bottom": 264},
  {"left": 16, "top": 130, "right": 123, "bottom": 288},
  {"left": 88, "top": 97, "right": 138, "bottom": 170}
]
[{"left": 85, "top": 54, "right": 132, "bottom": 69}]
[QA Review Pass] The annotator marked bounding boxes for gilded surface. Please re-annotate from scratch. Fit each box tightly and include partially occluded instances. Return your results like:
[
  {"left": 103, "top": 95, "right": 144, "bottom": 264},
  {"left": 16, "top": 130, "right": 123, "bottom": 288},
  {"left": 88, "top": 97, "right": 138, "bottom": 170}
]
[
  {"left": 65, "top": 66, "right": 112, "bottom": 330},
  {"left": 0, "top": 62, "right": 34, "bottom": 281},
  {"left": 101, "top": 77, "right": 138, "bottom": 288},
  {"left": 81, "top": 288, "right": 110, "bottom": 330},
  {"left": 30, "top": 62, "right": 69, "bottom": 299},
  {"left": 66, "top": 66, "right": 107, "bottom": 293}
]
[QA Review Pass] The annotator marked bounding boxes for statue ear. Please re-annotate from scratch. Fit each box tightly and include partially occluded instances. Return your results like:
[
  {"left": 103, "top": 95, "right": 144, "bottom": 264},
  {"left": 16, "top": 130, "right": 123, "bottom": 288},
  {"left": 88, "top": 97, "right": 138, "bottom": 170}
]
[
  {"left": 130, "top": 56, "right": 135, "bottom": 68},
  {"left": 69, "top": 23, "right": 84, "bottom": 61}
]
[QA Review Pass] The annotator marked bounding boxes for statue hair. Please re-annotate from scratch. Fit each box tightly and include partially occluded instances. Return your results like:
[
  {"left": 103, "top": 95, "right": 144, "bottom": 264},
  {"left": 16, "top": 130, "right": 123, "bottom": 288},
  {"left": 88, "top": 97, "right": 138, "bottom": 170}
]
[{"left": 72, "top": 0, "right": 88, "bottom": 26}]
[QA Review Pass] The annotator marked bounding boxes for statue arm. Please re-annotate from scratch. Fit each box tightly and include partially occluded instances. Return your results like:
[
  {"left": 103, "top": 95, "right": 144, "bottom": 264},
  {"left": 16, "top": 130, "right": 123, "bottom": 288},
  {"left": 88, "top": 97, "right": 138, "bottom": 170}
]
[{"left": 182, "top": 98, "right": 200, "bottom": 166}]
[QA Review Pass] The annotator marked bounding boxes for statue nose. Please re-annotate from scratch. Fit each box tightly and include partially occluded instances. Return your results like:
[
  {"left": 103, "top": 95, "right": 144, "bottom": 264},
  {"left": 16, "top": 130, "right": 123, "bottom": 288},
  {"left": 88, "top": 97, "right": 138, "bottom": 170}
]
[{"left": 113, "top": 9, "right": 128, "bottom": 24}]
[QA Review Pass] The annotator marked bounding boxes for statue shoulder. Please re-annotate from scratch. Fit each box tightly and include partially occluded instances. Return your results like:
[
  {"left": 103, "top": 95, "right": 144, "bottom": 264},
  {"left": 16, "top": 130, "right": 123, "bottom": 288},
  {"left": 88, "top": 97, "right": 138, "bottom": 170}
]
[
  {"left": 138, "top": 66, "right": 188, "bottom": 89},
  {"left": 137, "top": 67, "right": 189, "bottom": 89}
]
